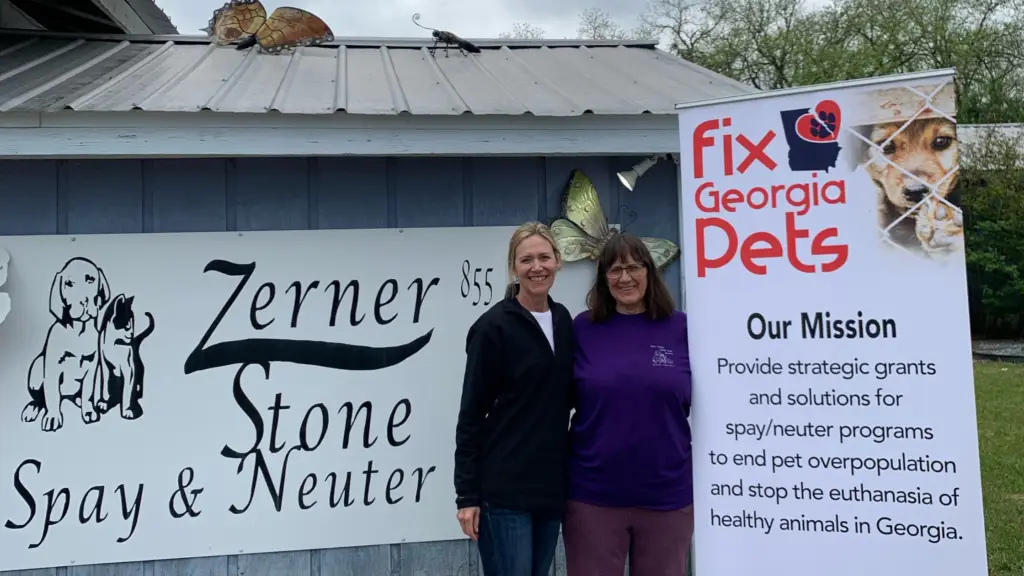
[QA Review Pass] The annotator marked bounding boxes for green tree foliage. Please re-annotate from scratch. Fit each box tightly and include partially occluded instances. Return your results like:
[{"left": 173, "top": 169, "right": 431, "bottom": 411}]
[
  {"left": 503, "top": 0, "right": 1024, "bottom": 336},
  {"left": 960, "top": 127, "right": 1024, "bottom": 337},
  {"left": 635, "top": 0, "right": 1024, "bottom": 124}
]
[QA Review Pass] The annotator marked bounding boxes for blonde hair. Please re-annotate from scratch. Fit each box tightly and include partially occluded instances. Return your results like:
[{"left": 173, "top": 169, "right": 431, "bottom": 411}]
[{"left": 503, "top": 221, "right": 561, "bottom": 300}]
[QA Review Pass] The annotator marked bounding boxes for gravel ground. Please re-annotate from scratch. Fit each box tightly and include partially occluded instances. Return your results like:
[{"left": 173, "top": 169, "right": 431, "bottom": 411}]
[{"left": 973, "top": 340, "right": 1024, "bottom": 358}]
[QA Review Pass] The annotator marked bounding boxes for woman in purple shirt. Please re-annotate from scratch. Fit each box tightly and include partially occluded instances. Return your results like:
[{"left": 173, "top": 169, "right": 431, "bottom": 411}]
[{"left": 562, "top": 233, "right": 693, "bottom": 576}]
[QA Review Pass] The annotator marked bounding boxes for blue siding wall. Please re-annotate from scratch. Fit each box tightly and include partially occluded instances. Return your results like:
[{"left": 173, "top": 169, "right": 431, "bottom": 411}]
[{"left": 0, "top": 155, "right": 682, "bottom": 576}]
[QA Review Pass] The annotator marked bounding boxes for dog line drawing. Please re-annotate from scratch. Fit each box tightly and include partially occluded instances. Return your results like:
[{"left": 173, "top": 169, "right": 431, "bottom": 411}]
[{"left": 21, "top": 257, "right": 155, "bottom": 433}]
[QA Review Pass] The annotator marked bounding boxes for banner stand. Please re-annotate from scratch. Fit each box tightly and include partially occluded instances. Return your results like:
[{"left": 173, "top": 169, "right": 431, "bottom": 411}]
[{"left": 674, "top": 69, "right": 988, "bottom": 575}]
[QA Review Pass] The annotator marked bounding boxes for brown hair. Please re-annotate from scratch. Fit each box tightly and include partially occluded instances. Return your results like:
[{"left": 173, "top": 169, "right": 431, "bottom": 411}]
[
  {"left": 503, "top": 221, "right": 562, "bottom": 300},
  {"left": 586, "top": 232, "right": 676, "bottom": 322}
]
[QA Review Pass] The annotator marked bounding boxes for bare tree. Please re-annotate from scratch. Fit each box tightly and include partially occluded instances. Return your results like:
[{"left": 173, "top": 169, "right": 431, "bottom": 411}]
[
  {"left": 576, "top": 7, "right": 658, "bottom": 40},
  {"left": 577, "top": 7, "right": 627, "bottom": 38},
  {"left": 498, "top": 22, "right": 546, "bottom": 39}
]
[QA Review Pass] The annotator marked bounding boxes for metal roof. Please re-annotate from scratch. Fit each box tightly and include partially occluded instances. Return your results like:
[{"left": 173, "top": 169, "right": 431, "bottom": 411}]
[
  {"left": 0, "top": 30, "right": 755, "bottom": 116},
  {"left": 120, "top": 0, "right": 179, "bottom": 35},
  {"left": 958, "top": 123, "right": 1024, "bottom": 144},
  {"left": 4, "top": 0, "right": 178, "bottom": 35}
]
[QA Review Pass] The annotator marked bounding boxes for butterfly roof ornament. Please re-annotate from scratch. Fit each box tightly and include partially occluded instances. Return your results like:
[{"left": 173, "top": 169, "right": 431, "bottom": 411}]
[
  {"left": 203, "top": 0, "right": 333, "bottom": 53},
  {"left": 550, "top": 170, "right": 680, "bottom": 271}
]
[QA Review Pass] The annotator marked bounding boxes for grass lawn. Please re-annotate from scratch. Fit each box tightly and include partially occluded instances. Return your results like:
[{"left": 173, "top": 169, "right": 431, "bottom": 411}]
[{"left": 976, "top": 360, "right": 1024, "bottom": 575}]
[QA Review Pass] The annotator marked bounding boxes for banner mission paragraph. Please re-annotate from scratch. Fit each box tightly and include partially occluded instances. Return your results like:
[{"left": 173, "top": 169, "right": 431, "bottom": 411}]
[
  {"left": 0, "top": 226, "right": 594, "bottom": 572},
  {"left": 677, "top": 70, "right": 988, "bottom": 575}
]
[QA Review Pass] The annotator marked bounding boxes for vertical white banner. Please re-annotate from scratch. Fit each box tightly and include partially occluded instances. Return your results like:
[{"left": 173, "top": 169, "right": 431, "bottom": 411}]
[{"left": 676, "top": 71, "right": 988, "bottom": 575}]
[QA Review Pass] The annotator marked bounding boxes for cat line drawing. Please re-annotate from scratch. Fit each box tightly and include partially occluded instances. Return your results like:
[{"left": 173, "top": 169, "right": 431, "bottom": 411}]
[{"left": 95, "top": 294, "right": 155, "bottom": 421}]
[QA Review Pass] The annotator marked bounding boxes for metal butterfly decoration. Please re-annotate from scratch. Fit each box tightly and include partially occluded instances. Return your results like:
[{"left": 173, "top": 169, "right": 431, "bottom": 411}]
[
  {"left": 203, "top": 0, "right": 334, "bottom": 53},
  {"left": 550, "top": 170, "right": 680, "bottom": 271}
]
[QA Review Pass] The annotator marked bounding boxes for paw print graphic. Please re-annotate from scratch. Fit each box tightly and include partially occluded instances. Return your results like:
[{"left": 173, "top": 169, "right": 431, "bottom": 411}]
[
  {"left": 811, "top": 111, "right": 837, "bottom": 138},
  {"left": 0, "top": 248, "right": 9, "bottom": 326}
]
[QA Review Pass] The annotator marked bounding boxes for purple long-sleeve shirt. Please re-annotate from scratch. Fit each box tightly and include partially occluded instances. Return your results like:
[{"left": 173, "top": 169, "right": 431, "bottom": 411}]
[{"left": 568, "top": 309, "right": 693, "bottom": 510}]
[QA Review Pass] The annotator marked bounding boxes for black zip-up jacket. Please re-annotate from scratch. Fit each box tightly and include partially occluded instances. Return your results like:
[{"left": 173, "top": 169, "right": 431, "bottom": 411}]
[{"left": 453, "top": 295, "right": 576, "bottom": 512}]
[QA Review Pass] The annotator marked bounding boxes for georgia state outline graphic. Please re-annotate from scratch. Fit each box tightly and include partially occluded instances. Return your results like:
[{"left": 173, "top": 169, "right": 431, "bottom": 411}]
[{"left": 779, "top": 100, "right": 843, "bottom": 172}]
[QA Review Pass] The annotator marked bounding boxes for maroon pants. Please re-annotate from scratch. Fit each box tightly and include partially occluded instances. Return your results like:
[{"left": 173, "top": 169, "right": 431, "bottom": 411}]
[{"left": 562, "top": 499, "right": 694, "bottom": 576}]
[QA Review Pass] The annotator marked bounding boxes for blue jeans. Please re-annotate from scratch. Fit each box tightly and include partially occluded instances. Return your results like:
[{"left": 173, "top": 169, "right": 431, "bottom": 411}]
[{"left": 477, "top": 502, "right": 562, "bottom": 576}]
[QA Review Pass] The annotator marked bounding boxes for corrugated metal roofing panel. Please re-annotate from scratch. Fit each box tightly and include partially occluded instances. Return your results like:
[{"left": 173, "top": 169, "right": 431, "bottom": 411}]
[
  {"left": 515, "top": 47, "right": 647, "bottom": 113},
  {"left": 0, "top": 31, "right": 757, "bottom": 116},
  {"left": 12, "top": 41, "right": 156, "bottom": 112},
  {"left": 266, "top": 47, "right": 339, "bottom": 113},
  {"left": 432, "top": 53, "right": 527, "bottom": 115},
  {"left": 543, "top": 46, "right": 670, "bottom": 113},
  {"left": 0, "top": 35, "right": 28, "bottom": 53},
  {"left": 345, "top": 46, "right": 404, "bottom": 114},
  {"left": 473, "top": 48, "right": 584, "bottom": 116},
  {"left": 139, "top": 43, "right": 234, "bottom": 111},
  {"left": 205, "top": 48, "right": 278, "bottom": 112},
  {"left": 389, "top": 47, "right": 469, "bottom": 115},
  {"left": 70, "top": 42, "right": 198, "bottom": 110},
  {"left": 0, "top": 38, "right": 77, "bottom": 77}
]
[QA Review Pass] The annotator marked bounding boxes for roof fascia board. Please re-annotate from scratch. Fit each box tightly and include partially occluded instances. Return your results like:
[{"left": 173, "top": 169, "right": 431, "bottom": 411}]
[
  {"left": 0, "top": 112, "right": 681, "bottom": 158},
  {"left": 16, "top": 111, "right": 676, "bottom": 129},
  {"left": 0, "top": 112, "right": 1016, "bottom": 159}
]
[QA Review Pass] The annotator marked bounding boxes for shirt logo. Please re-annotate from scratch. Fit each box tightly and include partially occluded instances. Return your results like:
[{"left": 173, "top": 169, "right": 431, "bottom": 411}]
[{"left": 651, "top": 345, "right": 674, "bottom": 367}]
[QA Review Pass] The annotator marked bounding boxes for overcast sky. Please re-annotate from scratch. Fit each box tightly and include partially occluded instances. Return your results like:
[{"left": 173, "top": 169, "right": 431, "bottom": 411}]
[{"left": 159, "top": 0, "right": 649, "bottom": 40}]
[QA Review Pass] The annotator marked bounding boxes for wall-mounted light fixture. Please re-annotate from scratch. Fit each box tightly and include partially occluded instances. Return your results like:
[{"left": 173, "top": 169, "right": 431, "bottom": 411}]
[{"left": 616, "top": 153, "right": 680, "bottom": 191}]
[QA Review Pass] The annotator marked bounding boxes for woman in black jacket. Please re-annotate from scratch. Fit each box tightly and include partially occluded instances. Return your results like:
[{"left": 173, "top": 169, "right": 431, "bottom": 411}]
[{"left": 454, "top": 221, "right": 576, "bottom": 576}]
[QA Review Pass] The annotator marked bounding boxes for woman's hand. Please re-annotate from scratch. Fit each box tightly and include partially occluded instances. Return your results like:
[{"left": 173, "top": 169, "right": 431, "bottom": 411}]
[{"left": 457, "top": 506, "right": 480, "bottom": 541}]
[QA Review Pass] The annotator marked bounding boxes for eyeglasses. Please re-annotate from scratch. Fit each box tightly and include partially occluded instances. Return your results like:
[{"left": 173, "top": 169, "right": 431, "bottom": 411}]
[{"left": 606, "top": 264, "right": 647, "bottom": 279}]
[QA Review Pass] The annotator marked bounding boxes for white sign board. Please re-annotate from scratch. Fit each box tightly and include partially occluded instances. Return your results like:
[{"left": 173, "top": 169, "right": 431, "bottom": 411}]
[
  {"left": 0, "top": 226, "right": 594, "bottom": 571},
  {"left": 677, "top": 71, "right": 988, "bottom": 575}
]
